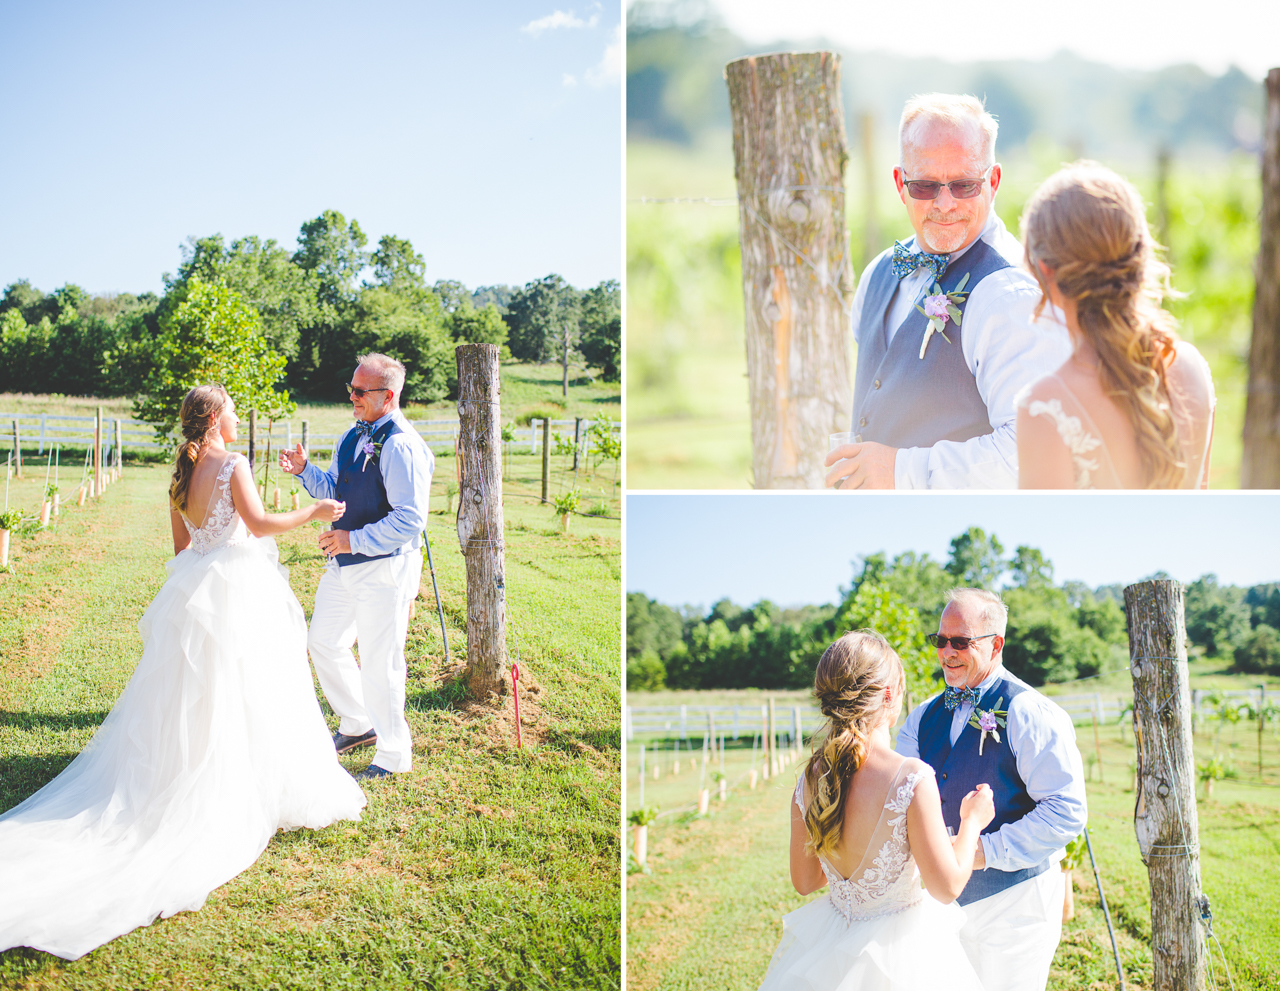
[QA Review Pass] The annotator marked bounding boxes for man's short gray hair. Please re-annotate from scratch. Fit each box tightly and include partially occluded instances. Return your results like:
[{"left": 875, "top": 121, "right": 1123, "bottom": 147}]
[
  {"left": 356, "top": 352, "right": 406, "bottom": 400},
  {"left": 899, "top": 93, "right": 999, "bottom": 169},
  {"left": 946, "top": 587, "right": 1008, "bottom": 638}
]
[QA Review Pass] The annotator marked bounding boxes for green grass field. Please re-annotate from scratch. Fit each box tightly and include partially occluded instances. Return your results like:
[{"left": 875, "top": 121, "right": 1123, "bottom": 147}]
[
  {"left": 626, "top": 138, "right": 1256, "bottom": 489},
  {"left": 0, "top": 450, "right": 621, "bottom": 989},
  {"left": 625, "top": 681, "right": 1280, "bottom": 991}
]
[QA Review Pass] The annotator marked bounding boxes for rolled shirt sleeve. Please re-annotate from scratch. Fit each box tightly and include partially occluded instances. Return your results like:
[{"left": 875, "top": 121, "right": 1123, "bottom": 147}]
[
  {"left": 893, "top": 270, "right": 1071, "bottom": 490},
  {"left": 346, "top": 421, "right": 435, "bottom": 559},
  {"left": 980, "top": 691, "right": 1089, "bottom": 871}
]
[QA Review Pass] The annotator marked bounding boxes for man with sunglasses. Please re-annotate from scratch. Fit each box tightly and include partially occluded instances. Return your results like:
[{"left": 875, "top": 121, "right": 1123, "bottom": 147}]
[
  {"left": 825, "top": 93, "right": 1070, "bottom": 489},
  {"left": 895, "top": 588, "right": 1086, "bottom": 991},
  {"left": 279, "top": 353, "right": 434, "bottom": 782}
]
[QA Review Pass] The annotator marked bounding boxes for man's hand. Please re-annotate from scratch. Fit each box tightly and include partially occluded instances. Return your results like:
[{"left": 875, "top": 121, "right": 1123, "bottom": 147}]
[
  {"left": 317, "top": 528, "right": 351, "bottom": 557},
  {"left": 280, "top": 442, "right": 308, "bottom": 475},
  {"left": 823, "top": 441, "right": 898, "bottom": 490}
]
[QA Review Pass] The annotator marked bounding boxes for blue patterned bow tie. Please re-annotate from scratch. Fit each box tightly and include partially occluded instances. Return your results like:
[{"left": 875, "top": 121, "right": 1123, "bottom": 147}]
[
  {"left": 891, "top": 240, "right": 950, "bottom": 282},
  {"left": 355, "top": 420, "right": 375, "bottom": 440},
  {"left": 943, "top": 686, "right": 981, "bottom": 710}
]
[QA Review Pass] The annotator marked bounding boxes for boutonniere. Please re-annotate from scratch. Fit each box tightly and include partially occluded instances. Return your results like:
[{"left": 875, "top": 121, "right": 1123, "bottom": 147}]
[
  {"left": 968, "top": 696, "right": 1007, "bottom": 756},
  {"left": 915, "top": 272, "right": 971, "bottom": 359},
  {"left": 361, "top": 439, "right": 384, "bottom": 472}
]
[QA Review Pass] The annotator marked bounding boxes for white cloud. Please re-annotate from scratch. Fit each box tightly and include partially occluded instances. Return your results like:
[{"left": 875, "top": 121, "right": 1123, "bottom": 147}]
[
  {"left": 521, "top": 9, "right": 598, "bottom": 36},
  {"left": 584, "top": 23, "right": 621, "bottom": 86},
  {"left": 563, "top": 73, "right": 578, "bottom": 87}
]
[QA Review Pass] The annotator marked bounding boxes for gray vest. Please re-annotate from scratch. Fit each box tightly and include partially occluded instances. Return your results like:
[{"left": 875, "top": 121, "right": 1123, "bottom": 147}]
[{"left": 852, "top": 239, "right": 1013, "bottom": 449}]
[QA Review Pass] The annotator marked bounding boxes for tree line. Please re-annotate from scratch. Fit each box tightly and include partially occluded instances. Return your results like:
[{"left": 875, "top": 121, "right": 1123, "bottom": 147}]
[
  {"left": 627, "top": 526, "right": 1280, "bottom": 696},
  {"left": 0, "top": 209, "right": 620, "bottom": 410}
]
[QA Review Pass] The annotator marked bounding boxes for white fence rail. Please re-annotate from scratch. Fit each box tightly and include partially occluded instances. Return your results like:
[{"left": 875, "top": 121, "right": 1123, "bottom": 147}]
[
  {"left": 1, "top": 413, "right": 620, "bottom": 457},
  {"left": 626, "top": 688, "right": 1275, "bottom": 742}
]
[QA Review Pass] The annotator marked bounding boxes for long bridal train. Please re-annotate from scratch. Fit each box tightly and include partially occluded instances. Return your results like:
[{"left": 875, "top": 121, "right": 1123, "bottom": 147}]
[{"left": 0, "top": 462, "right": 365, "bottom": 960}]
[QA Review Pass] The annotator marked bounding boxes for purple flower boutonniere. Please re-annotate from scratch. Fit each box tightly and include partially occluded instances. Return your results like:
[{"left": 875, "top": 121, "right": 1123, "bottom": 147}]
[
  {"left": 361, "top": 439, "right": 384, "bottom": 472},
  {"left": 915, "top": 272, "right": 971, "bottom": 359},
  {"left": 967, "top": 696, "right": 1008, "bottom": 756}
]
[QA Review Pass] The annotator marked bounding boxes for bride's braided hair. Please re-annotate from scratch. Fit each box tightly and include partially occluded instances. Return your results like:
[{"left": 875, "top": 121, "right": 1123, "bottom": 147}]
[
  {"left": 801, "top": 630, "right": 904, "bottom": 859},
  {"left": 169, "top": 384, "right": 229, "bottom": 512},
  {"left": 1021, "top": 161, "right": 1185, "bottom": 488}
]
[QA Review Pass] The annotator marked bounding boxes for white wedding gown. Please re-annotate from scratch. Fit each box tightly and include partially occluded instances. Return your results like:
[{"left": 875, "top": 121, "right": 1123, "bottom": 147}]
[
  {"left": 0, "top": 453, "right": 366, "bottom": 960},
  {"left": 758, "top": 758, "right": 983, "bottom": 991}
]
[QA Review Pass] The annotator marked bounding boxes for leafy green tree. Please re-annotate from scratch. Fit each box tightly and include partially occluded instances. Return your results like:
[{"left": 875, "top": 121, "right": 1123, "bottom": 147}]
[
  {"left": 579, "top": 279, "right": 621, "bottom": 381},
  {"left": 946, "top": 526, "right": 1006, "bottom": 589},
  {"left": 848, "top": 550, "right": 951, "bottom": 631},
  {"left": 1009, "top": 545, "right": 1053, "bottom": 588},
  {"left": 626, "top": 650, "right": 667, "bottom": 691},
  {"left": 626, "top": 593, "right": 684, "bottom": 660},
  {"left": 1184, "top": 574, "right": 1251, "bottom": 656},
  {"left": 346, "top": 287, "right": 454, "bottom": 403},
  {"left": 135, "top": 280, "right": 295, "bottom": 440},
  {"left": 471, "top": 284, "right": 516, "bottom": 312},
  {"left": 833, "top": 581, "right": 937, "bottom": 703},
  {"left": 1233, "top": 624, "right": 1280, "bottom": 675},
  {"left": 294, "top": 210, "right": 369, "bottom": 308},
  {"left": 167, "top": 234, "right": 324, "bottom": 363},
  {"left": 505, "top": 274, "right": 581, "bottom": 364},
  {"left": 372, "top": 235, "right": 427, "bottom": 293},
  {"left": 449, "top": 303, "right": 509, "bottom": 348},
  {"left": 432, "top": 279, "right": 472, "bottom": 314}
]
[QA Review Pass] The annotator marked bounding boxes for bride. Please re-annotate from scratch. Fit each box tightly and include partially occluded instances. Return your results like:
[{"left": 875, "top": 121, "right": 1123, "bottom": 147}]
[
  {"left": 0, "top": 384, "right": 366, "bottom": 960},
  {"left": 759, "top": 630, "right": 994, "bottom": 990},
  {"left": 1016, "top": 160, "right": 1215, "bottom": 488}
]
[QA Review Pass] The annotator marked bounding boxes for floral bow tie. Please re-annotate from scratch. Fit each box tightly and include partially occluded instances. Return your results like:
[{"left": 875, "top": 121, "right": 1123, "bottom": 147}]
[
  {"left": 943, "top": 686, "right": 981, "bottom": 710},
  {"left": 356, "top": 420, "right": 376, "bottom": 440},
  {"left": 891, "top": 240, "right": 950, "bottom": 282}
]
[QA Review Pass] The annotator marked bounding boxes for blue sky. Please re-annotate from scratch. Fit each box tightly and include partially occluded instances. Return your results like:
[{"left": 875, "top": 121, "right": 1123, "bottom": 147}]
[
  {"left": 626, "top": 494, "right": 1280, "bottom": 609},
  {"left": 0, "top": 0, "right": 621, "bottom": 297}
]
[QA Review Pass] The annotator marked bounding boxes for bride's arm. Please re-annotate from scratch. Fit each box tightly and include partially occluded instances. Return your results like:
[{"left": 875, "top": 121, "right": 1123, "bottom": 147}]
[
  {"left": 789, "top": 783, "right": 826, "bottom": 895},
  {"left": 905, "top": 775, "right": 994, "bottom": 903},
  {"left": 1017, "top": 405, "right": 1074, "bottom": 488},
  {"left": 228, "top": 459, "right": 345, "bottom": 536},
  {"left": 170, "top": 508, "right": 191, "bottom": 555}
]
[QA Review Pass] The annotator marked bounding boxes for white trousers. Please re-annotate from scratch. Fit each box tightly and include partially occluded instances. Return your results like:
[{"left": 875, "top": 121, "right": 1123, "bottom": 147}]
[
  {"left": 959, "top": 868, "right": 1065, "bottom": 991},
  {"left": 307, "top": 551, "right": 421, "bottom": 773}
]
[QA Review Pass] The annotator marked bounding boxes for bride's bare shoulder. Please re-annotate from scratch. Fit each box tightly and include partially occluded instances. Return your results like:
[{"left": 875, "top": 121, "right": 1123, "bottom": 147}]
[{"left": 1167, "top": 340, "right": 1215, "bottom": 406}]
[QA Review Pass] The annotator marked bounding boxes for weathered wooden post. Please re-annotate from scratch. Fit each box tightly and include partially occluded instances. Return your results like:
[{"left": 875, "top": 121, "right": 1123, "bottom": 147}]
[
  {"left": 861, "top": 111, "right": 879, "bottom": 269},
  {"left": 572, "top": 416, "right": 582, "bottom": 474},
  {"left": 768, "top": 696, "right": 778, "bottom": 775},
  {"left": 725, "top": 52, "right": 853, "bottom": 488},
  {"left": 301, "top": 419, "right": 309, "bottom": 457},
  {"left": 11, "top": 421, "right": 22, "bottom": 479},
  {"left": 114, "top": 419, "right": 122, "bottom": 478},
  {"left": 1124, "top": 579, "right": 1207, "bottom": 991},
  {"left": 93, "top": 408, "right": 101, "bottom": 495},
  {"left": 540, "top": 418, "right": 550, "bottom": 503},
  {"left": 247, "top": 409, "right": 257, "bottom": 468},
  {"left": 1243, "top": 67, "right": 1280, "bottom": 487},
  {"left": 456, "top": 343, "right": 507, "bottom": 698}
]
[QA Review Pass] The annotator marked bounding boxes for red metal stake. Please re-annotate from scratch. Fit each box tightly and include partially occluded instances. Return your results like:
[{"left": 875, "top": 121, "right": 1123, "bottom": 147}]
[{"left": 511, "top": 663, "right": 522, "bottom": 748}]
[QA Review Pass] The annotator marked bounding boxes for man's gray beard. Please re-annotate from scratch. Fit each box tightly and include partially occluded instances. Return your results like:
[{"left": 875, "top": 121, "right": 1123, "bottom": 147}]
[{"left": 921, "top": 220, "right": 972, "bottom": 254}]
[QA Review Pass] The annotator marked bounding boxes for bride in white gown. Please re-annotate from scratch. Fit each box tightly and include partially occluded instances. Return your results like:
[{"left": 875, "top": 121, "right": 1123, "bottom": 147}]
[
  {"left": 0, "top": 384, "right": 366, "bottom": 960},
  {"left": 1016, "top": 160, "right": 1215, "bottom": 489},
  {"left": 759, "top": 631, "right": 994, "bottom": 991}
]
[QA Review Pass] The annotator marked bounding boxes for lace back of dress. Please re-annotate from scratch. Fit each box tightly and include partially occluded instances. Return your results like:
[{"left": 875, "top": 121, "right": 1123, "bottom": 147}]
[
  {"left": 183, "top": 454, "right": 249, "bottom": 554},
  {"left": 1024, "top": 377, "right": 1123, "bottom": 489},
  {"left": 796, "top": 758, "right": 931, "bottom": 924}
]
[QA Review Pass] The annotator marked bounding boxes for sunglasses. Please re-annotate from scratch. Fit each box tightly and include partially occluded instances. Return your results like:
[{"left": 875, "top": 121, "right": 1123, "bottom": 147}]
[
  {"left": 346, "top": 383, "right": 391, "bottom": 399},
  {"left": 902, "top": 168, "right": 992, "bottom": 200},
  {"left": 927, "top": 633, "right": 997, "bottom": 650}
]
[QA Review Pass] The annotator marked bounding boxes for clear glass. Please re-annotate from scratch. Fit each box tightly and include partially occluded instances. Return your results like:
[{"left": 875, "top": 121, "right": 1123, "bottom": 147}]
[{"left": 828, "top": 432, "right": 854, "bottom": 490}]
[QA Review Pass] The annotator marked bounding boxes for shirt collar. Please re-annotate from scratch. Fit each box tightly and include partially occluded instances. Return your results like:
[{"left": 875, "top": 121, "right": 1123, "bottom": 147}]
[
  {"left": 359, "top": 410, "right": 397, "bottom": 433},
  {"left": 973, "top": 664, "right": 1005, "bottom": 700}
]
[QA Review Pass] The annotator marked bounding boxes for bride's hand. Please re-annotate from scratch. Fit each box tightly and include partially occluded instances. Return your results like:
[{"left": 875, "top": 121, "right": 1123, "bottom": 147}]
[
  {"left": 959, "top": 783, "right": 995, "bottom": 829},
  {"left": 311, "top": 499, "right": 346, "bottom": 523}
]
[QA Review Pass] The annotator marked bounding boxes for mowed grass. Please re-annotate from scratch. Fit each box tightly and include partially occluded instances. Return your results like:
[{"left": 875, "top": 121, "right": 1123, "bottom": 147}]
[
  {"left": 0, "top": 455, "right": 621, "bottom": 990},
  {"left": 625, "top": 702, "right": 1280, "bottom": 990}
]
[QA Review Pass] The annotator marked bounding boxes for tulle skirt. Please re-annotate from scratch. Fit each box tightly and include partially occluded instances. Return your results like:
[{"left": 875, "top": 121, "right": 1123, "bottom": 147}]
[
  {"left": 0, "top": 537, "right": 366, "bottom": 960},
  {"left": 758, "top": 891, "right": 984, "bottom": 991}
]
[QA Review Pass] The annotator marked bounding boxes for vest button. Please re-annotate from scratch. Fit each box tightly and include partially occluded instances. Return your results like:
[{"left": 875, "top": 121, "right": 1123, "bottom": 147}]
[
  {"left": 858, "top": 416, "right": 867, "bottom": 427},
  {"left": 941, "top": 772, "right": 947, "bottom": 779},
  {"left": 874, "top": 379, "right": 881, "bottom": 389}
]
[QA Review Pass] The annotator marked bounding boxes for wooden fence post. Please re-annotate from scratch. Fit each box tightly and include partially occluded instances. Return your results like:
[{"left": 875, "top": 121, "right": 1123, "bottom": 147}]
[
  {"left": 1243, "top": 67, "right": 1280, "bottom": 487},
  {"left": 725, "top": 51, "right": 853, "bottom": 489},
  {"left": 456, "top": 343, "right": 507, "bottom": 698},
  {"left": 114, "top": 419, "right": 122, "bottom": 475},
  {"left": 572, "top": 416, "right": 582, "bottom": 474},
  {"left": 11, "top": 421, "right": 21, "bottom": 479},
  {"left": 540, "top": 418, "right": 550, "bottom": 503},
  {"left": 93, "top": 408, "right": 101, "bottom": 494},
  {"left": 248, "top": 409, "right": 257, "bottom": 468},
  {"left": 301, "top": 419, "right": 309, "bottom": 456},
  {"left": 1124, "top": 579, "right": 1208, "bottom": 991},
  {"left": 767, "top": 696, "right": 777, "bottom": 773}
]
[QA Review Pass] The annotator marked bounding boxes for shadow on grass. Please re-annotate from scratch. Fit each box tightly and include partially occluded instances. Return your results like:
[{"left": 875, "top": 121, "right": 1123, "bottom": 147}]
[
  {"left": 0, "top": 753, "right": 80, "bottom": 814},
  {"left": 0, "top": 946, "right": 59, "bottom": 981},
  {"left": 543, "top": 726, "right": 621, "bottom": 754},
  {"left": 0, "top": 709, "right": 109, "bottom": 733},
  {"left": 407, "top": 676, "right": 470, "bottom": 713}
]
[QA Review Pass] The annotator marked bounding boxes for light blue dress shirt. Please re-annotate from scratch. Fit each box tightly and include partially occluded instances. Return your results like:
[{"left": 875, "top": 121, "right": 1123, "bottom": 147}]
[
  {"left": 298, "top": 410, "right": 435, "bottom": 564},
  {"left": 895, "top": 665, "right": 1088, "bottom": 871}
]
